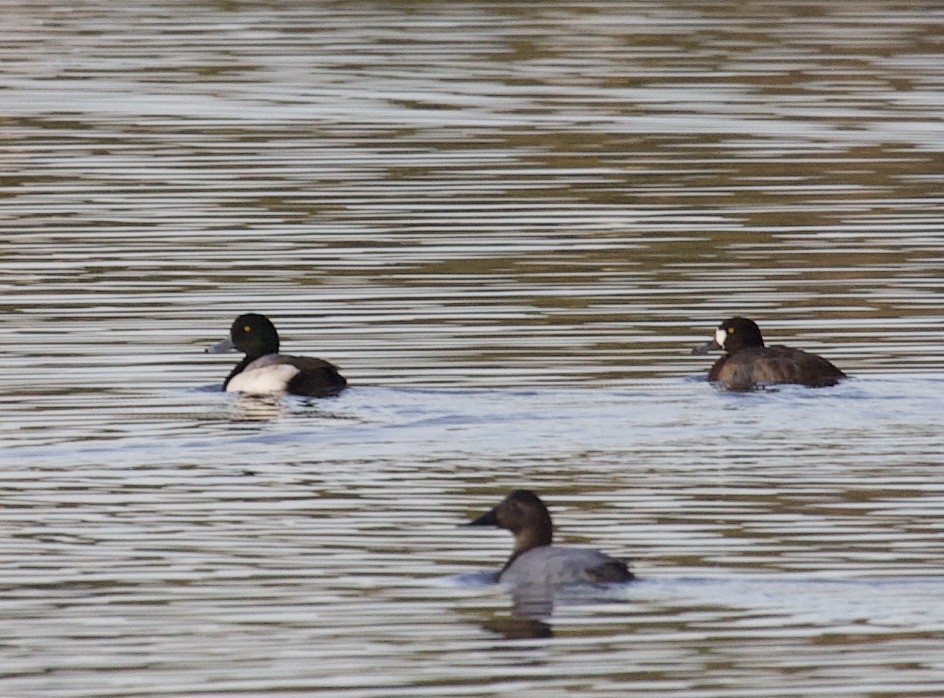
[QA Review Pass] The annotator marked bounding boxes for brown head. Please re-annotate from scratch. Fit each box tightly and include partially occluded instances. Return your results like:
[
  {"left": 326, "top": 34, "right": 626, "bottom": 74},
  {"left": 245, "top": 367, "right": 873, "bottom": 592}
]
[
  {"left": 692, "top": 316, "right": 765, "bottom": 356},
  {"left": 467, "top": 489, "right": 554, "bottom": 572}
]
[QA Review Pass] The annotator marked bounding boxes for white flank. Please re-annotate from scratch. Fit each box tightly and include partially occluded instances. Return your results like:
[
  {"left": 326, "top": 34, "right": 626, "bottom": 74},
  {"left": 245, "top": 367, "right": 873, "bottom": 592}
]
[{"left": 226, "top": 364, "right": 301, "bottom": 395}]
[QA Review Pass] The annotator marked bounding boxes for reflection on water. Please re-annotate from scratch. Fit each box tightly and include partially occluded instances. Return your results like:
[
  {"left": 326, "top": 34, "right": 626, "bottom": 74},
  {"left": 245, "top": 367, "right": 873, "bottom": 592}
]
[{"left": 3, "top": 0, "right": 944, "bottom": 696}]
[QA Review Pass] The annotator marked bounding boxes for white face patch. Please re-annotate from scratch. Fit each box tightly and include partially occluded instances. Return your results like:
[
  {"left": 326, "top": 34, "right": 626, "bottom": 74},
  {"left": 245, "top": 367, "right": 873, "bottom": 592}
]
[
  {"left": 715, "top": 327, "right": 728, "bottom": 349},
  {"left": 227, "top": 364, "right": 301, "bottom": 395}
]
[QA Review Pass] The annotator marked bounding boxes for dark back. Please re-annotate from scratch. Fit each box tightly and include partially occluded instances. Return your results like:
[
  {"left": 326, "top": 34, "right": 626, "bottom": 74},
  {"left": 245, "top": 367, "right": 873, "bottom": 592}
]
[
  {"left": 710, "top": 345, "right": 846, "bottom": 390},
  {"left": 285, "top": 355, "right": 348, "bottom": 397}
]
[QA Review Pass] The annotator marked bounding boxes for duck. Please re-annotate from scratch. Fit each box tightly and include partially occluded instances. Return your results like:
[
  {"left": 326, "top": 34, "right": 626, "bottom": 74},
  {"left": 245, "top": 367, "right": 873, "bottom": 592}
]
[
  {"left": 206, "top": 313, "right": 347, "bottom": 397},
  {"left": 466, "top": 489, "right": 634, "bottom": 587},
  {"left": 692, "top": 316, "right": 846, "bottom": 390}
]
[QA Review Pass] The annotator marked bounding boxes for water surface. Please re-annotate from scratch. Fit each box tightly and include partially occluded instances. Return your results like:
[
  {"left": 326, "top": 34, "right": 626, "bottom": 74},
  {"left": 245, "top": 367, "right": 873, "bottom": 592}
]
[{"left": 3, "top": 1, "right": 944, "bottom": 696}]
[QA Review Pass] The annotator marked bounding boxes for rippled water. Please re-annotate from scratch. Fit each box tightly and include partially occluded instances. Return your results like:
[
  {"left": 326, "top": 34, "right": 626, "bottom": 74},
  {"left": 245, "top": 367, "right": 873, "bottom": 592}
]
[{"left": 4, "top": 1, "right": 944, "bottom": 696}]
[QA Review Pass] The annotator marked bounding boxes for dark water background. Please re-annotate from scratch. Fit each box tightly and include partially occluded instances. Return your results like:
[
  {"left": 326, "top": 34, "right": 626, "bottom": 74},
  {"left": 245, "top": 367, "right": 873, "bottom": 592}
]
[{"left": 3, "top": 2, "right": 944, "bottom": 696}]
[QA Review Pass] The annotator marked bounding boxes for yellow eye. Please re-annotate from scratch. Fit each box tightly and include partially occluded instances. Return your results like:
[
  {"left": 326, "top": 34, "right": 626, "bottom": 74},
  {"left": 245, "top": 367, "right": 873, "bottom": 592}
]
[
  {"left": 728, "top": 327, "right": 735, "bottom": 334},
  {"left": 243, "top": 325, "right": 252, "bottom": 333}
]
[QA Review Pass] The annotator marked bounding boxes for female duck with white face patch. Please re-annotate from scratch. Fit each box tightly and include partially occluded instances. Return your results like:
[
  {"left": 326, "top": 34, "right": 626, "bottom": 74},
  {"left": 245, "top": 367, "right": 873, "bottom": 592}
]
[
  {"left": 692, "top": 316, "right": 846, "bottom": 391},
  {"left": 206, "top": 313, "right": 347, "bottom": 397}
]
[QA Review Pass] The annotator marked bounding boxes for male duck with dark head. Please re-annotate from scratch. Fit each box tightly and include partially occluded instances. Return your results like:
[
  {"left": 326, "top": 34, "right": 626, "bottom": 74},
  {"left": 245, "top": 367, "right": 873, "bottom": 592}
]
[
  {"left": 692, "top": 316, "right": 846, "bottom": 391},
  {"left": 206, "top": 313, "right": 347, "bottom": 397},
  {"left": 466, "top": 490, "right": 634, "bottom": 587}
]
